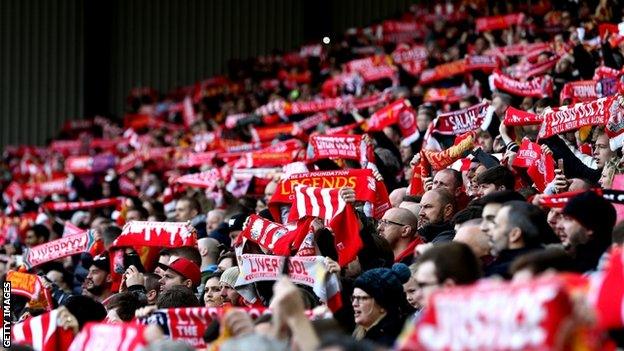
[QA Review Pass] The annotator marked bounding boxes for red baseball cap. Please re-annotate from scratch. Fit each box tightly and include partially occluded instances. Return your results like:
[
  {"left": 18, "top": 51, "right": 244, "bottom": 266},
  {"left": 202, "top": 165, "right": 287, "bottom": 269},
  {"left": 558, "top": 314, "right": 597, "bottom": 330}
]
[{"left": 158, "top": 257, "right": 201, "bottom": 286}]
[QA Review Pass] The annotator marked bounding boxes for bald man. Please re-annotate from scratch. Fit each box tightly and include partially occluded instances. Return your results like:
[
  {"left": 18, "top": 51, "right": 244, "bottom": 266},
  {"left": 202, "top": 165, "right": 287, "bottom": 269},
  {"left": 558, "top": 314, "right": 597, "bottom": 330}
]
[
  {"left": 453, "top": 220, "right": 493, "bottom": 266},
  {"left": 389, "top": 187, "right": 408, "bottom": 207},
  {"left": 377, "top": 208, "right": 421, "bottom": 264}
]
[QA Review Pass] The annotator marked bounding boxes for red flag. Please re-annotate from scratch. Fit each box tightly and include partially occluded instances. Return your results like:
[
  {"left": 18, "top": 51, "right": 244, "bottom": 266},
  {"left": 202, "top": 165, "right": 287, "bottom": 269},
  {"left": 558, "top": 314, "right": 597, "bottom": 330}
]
[{"left": 12, "top": 309, "right": 75, "bottom": 351}]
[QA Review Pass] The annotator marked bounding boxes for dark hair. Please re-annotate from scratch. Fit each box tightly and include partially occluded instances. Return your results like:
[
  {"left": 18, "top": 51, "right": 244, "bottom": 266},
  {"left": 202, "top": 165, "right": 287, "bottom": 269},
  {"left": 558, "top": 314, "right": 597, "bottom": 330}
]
[
  {"left": 217, "top": 251, "right": 237, "bottom": 267},
  {"left": 168, "top": 247, "right": 202, "bottom": 267},
  {"left": 402, "top": 195, "right": 421, "bottom": 203},
  {"left": 476, "top": 166, "right": 516, "bottom": 191},
  {"left": 62, "top": 295, "right": 107, "bottom": 328},
  {"left": 101, "top": 225, "right": 122, "bottom": 246},
  {"left": 178, "top": 196, "right": 202, "bottom": 214},
  {"left": 144, "top": 272, "right": 162, "bottom": 293},
  {"left": 452, "top": 206, "right": 483, "bottom": 225},
  {"left": 30, "top": 224, "right": 50, "bottom": 242},
  {"left": 128, "top": 206, "right": 150, "bottom": 220},
  {"left": 614, "top": 221, "right": 624, "bottom": 245},
  {"left": 474, "top": 190, "right": 525, "bottom": 206},
  {"left": 157, "top": 286, "right": 201, "bottom": 308},
  {"left": 416, "top": 242, "right": 482, "bottom": 285},
  {"left": 510, "top": 247, "right": 575, "bottom": 276},
  {"left": 437, "top": 168, "right": 463, "bottom": 189},
  {"left": 107, "top": 292, "right": 144, "bottom": 321},
  {"left": 502, "top": 201, "right": 556, "bottom": 247}
]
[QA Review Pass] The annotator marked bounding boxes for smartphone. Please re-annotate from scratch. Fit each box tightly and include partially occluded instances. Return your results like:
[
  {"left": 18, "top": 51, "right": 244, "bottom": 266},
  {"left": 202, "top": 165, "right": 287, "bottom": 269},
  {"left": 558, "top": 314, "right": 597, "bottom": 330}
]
[
  {"left": 124, "top": 253, "right": 145, "bottom": 273},
  {"left": 557, "top": 159, "right": 564, "bottom": 174}
]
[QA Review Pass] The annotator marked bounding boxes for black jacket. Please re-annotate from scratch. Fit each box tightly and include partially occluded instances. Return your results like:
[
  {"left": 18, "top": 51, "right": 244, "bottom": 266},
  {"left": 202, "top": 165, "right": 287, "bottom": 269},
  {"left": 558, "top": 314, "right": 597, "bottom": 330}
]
[
  {"left": 484, "top": 247, "right": 541, "bottom": 279},
  {"left": 419, "top": 222, "right": 455, "bottom": 243},
  {"left": 541, "top": 136, "right": 601, "bottom": 184},
  {"left": 363, "top": 313, "right": 406, "bottom": 347}
]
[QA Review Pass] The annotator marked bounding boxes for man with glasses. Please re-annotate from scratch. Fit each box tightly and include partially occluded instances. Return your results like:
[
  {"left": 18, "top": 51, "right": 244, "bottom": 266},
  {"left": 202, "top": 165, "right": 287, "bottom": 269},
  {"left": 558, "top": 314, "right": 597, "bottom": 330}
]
[{"left": 377, "top": 208, "right": 420, "bottom": 264}]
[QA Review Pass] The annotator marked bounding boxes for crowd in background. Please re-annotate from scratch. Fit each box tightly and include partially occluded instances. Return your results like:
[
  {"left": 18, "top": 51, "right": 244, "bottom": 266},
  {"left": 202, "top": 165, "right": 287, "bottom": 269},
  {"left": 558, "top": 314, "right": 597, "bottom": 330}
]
[{"left": 5, "top": 0, "right": 624, "bottom": 350}]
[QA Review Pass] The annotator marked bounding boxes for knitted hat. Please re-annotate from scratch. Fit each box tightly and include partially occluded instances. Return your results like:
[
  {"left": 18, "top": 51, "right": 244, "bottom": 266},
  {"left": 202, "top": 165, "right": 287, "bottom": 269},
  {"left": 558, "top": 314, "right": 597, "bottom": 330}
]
[
  {"left": 220, "top": 266, "right": 240, "bottom": 288},
  {"left": 353, "top": 263, "right": 411, "bottom": 313},
  {"left": 562, "top": 191, "right": 616, "bottom": 234}
]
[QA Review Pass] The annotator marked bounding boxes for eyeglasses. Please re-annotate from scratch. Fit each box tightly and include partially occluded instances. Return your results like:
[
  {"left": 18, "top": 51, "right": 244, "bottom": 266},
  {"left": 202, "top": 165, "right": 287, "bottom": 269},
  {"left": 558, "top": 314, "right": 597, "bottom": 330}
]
[
  {"left": 415, "top": 281, "right": 438, "bottom": 289},
  {"left": 378, "top": 219, "right": 406, "bottom": 227},
  {"left": 350, "top": 295, "right": 373, "bottom": 303}
]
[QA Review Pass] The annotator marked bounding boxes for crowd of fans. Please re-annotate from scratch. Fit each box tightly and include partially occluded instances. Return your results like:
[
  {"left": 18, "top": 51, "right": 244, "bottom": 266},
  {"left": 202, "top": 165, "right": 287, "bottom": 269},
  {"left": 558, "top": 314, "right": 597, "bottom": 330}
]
[{"left": 5, "top": 0, "right": 624, "bottom": 350}]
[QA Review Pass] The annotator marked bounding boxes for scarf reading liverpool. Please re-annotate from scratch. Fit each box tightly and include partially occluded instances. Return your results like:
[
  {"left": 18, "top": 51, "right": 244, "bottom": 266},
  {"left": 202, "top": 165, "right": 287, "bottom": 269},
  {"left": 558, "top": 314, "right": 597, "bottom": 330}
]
[
  {"left": 23, "top": 230, "right": 102, "bottom": 269},
  {"left": 236, "top": 254, "right": 342, "bottom": 311}
]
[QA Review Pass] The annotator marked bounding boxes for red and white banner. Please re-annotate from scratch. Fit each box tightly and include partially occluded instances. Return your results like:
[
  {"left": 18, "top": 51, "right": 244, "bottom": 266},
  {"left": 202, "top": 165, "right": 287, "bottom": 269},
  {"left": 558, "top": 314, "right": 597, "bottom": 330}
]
[
  {"left": 424, "top": 84, "right": 481, "bottom": 104},
  {"left": 112, "top": 221, "right": 197, "bottom": 249},
  {"left": 367, "top": 98, "right": 418, "bottom": 137},
  {"left": 69, "top": 323, "right": 147, "bottom": 351},
  {"left": 138, "top": 307, "right": 270, "bottom": 348},
  {"left": 503, "top": 107, "right": 543, "bottom": 126},
  {"left": 237, "top": 254, "right": 342, "bottom": 311},
  {"left": 490, "top": 70, "right": 553, "bottom": 97},
  {"left": 465, "top": 55, "right": 500, "bottom": 72},
  {"left": 397, "top": 277, "right": 573, "bottom": 350},
  {"left": 12, "top": 309, "right": 75, "bottom": 351},
  {"left": 23, "top": 230, "right": 102, "bottom": 269},
  {"left": 288, "top": 185, "right": 362, "bottom": 266},
  {"left": 538, "top": 96, "right": 616, "bottom": 139},
  {"left": 306, "top": 134, "right": 373, "bottom": 164},
  {"left": 432, "top": 102, "right": 493, "bottom": 136},
  {"left": 237, "top": 214, "right": 313, "bottom": 255},
  {"left": 42, "top": 198, "right": 121, "bottom": 212},
  {"left": 420, "top": 60, "right": 466, "bottom": 85},
  {"left": 476, "top": 13, "right": 525, "bottom": 32},
  {"left": 513, "top": 139, "right": 555, "bottom": 192},
  {"left": 174, "top": 168, "right": 221, "bottom": 190},
  {"left": 486, "top": 42, "right": 551, "bottom": 58},
  {"left": 65, "top": 154, "right": 117, "bottom": 174}
]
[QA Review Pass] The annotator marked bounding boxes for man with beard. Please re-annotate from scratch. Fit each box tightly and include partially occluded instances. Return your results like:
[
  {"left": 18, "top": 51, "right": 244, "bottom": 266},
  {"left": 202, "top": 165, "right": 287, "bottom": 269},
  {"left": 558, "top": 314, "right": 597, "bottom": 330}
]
[
  {"left": 84, "top": 253, "right": 113, "bottom": 303},
  {"left": 158, "top": 256, "right": 201, "bottom": 293},
  {"left": 417, "top": 188, "right": 455, "bottom": 242},
  {"left": 559, "top": 191, "right": 616, "bottom": 272}
]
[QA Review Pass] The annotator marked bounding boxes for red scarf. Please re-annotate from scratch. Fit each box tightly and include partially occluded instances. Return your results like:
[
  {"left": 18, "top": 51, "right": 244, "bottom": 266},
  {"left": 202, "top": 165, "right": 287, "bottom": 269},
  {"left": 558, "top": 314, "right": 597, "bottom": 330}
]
[
  {"left": 419, "top": 59, "right": 466, "bottom": 85},
  {"left": 394, "top": 237, "right": 424, "bottom": 263},
  {"left": 424, "top": 84, "right": 481, "bottom": 104},
  {"left": 237, "top": 214, "right": 313, "bottom": 256},
  {"left": 513, "top": 139, "right": 555, "bottom": 192},
  {"left": 432, "top": 102, "right": 492, "bottom": 136},
  {"left": 464, "top": 55, "right": 501, "bottom": 72},
  {"left": 42, "top": 198, "right": 121, "bottom": 212},
  {"left": 538, "top": 95, "right": 616, "bottom": 139},
  {"left": 288, "top": 185, "right": 362, "bottom": 266},
  {"left": 268, "top": 169, "right": 390, "bottom": 222},
  {"left": 65, "top": 154, "right": 117, "bottom": 174},
  {"left": 12, "top": 309, "right": 75, "bottom": 351},
  {"left": 391, "top": 45, "right": 428, "bottom": 76},
  {"left": 476, "top": 13, "right": 525, "bottom": 32},
  {"left": 367, "top": 98, "right": 418, "bottom": 137},
  {"left": 397, "top": 276, "right": 574, "bottom": 351},
  {"left": 489, "top": 70, "right": 553, "bottom": 98},
  {"left": 23, "top": 230, "right": 103, "bottom": 269},
  {"left": 111, "top": 221, "right": 197, "bottom": 272},
  {"left": 560, "top": 81, "right": 598, "bottom": 103},
  {"left": 306, "top": 134, "right": 374, "bottom": 164},
  {"left": 503, "top": 107, "right": 543, "bottom": 126},
  {"left": 68, "top": 323, "right": 147, "bottom": 351}
]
